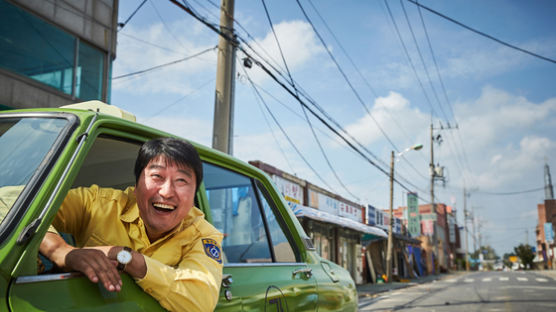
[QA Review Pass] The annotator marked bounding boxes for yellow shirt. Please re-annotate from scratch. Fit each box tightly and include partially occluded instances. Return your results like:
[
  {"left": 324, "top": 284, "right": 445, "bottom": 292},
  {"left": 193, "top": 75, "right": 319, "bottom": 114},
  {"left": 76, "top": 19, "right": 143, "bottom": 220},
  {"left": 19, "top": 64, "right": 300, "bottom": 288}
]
[{"left": 52, "top": 185, "right": 223, "bottom": 312}]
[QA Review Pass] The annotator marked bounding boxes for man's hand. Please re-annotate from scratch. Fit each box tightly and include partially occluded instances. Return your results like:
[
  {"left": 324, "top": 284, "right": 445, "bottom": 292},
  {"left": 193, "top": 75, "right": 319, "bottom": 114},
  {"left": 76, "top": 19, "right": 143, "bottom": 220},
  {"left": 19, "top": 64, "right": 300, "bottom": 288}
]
[
  {"left": 65, "top": 248, "right": 122, "bottom": 292},
  {"left": 40, "top": 232, "right": 122, "bottom": 292}
]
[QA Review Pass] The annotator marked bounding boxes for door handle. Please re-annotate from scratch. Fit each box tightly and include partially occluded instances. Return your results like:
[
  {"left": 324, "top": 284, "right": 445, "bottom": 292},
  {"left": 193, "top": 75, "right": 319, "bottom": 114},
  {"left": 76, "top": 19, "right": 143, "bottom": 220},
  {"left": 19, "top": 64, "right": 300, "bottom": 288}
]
[
  {"left": 221, "top": 274, "right": 233, "bottom": 288},
  {"left": 292, "top": 267, "right": 312, "bottom": 279}
]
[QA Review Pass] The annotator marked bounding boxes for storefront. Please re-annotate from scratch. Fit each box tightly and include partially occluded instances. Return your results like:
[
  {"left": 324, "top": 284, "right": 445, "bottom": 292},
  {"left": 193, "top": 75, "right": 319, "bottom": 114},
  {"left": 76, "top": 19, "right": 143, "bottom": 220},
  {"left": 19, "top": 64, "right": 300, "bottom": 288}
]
[{"left": 292, "top": 203, "right": 387, "bottom": 284}]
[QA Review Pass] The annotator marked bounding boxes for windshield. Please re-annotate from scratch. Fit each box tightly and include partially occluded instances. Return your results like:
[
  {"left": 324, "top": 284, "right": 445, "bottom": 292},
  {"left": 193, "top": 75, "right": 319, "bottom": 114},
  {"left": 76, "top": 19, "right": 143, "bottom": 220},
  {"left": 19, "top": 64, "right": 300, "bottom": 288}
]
[{"left": 0, "top": 117, "right": 69, "bottom": 222}]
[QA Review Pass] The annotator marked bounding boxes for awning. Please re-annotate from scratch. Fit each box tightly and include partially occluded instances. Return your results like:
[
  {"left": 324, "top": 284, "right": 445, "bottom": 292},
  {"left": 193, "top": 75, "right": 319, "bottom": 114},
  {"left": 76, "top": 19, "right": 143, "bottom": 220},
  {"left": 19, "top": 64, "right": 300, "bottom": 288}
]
[
  {"left": 290, "top": 203, "right": 387, "bottom": 238},
  {"left": 393, "top": 233, "right": 421, "bottom": 245}
]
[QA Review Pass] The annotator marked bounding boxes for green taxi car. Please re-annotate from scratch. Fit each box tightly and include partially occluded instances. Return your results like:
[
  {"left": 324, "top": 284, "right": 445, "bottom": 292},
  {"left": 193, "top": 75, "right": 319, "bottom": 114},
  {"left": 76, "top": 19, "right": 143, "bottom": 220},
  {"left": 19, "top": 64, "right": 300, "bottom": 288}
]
[{"left": 0, "top": 101, "right": 357, "bottom": 311}]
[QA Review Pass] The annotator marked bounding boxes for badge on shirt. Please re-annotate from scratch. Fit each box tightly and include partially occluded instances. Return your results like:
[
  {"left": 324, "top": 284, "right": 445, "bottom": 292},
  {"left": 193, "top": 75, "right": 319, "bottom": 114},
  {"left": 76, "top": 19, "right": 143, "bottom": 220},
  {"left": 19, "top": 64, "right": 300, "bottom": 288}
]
[{"left": 202, "top": 238, "right": 222, "bottom": 264}]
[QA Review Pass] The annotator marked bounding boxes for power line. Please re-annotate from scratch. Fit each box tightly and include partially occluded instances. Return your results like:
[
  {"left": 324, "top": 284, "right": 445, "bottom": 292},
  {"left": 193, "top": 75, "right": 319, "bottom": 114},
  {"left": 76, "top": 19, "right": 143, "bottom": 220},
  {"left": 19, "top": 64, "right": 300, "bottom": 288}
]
[
  {"left": 477, "top": 187, "right": 544, "bottom": 196},
  {"left": 407, "top": 0, "right": 556, "bottom": 65},
  {"left": 168, "top": 0, "right": 430, "bottom": 202},
  {"left": 142, "top": 77, "right": 215, "bottom": 123},
  {"left": 242, "top": 67, "right": 335, "bottom": 191},
  {"left": 150, "top": 0, "right": 190, "bottom": 50},
  {"left": 118, "top": 0, "right": 148, "bottom": 31},
  {"left": 295, "top": 0, "right": 401, "bottom": 153},
  {"left": 112, "top": 45, "right": 216, "bottom": 80},
  {"left": 383, "top": 0, "right": 436, "bottom": 119},
  {"left": 415, "top": 3, "right": 456, "bottom": 121},
  {"left": 305, "top": 0, "right": 430, "bottom": 183},
  {"left": 260, "top": 0, "right": 360, "bottom": 201},
  {"left": 399, "top": 0, "right": 448, "bottom": 122},
  {"left": 118, "top": 32, "right": 192, "bottom": 56}
]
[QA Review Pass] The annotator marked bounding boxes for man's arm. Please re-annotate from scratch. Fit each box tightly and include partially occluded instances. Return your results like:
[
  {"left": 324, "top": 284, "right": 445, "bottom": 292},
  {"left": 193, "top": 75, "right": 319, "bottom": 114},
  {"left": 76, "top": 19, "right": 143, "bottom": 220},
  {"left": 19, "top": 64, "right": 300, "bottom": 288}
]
[
  {"left": 134, "top": 235, "right": 224, "bottom": 312},
  {"left": 39, "top": 232, "right": 133, "bottom": 292}
]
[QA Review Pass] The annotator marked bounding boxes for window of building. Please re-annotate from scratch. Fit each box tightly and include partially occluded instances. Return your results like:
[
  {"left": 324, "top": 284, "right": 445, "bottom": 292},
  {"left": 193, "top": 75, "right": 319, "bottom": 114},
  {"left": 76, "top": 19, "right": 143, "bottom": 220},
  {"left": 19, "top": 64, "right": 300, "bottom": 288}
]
[
  {"left": 77, "top": 41, "right": 104, "bottom": 101},
  {"left": 0, "top": 0, "right": 107, "bottom": 101}
]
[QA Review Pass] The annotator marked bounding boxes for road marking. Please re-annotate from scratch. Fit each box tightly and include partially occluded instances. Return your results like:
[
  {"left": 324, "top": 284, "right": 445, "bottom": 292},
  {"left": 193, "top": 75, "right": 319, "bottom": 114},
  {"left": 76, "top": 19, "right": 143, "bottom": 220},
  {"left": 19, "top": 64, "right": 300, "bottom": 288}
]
[
  {"left": 499, "top": 277, "right": 509, "bottom": 281},
  {"left": 464, "top": 278, "right": 474, "bottom": 283},
  {"left": 517, "top": 277, "right": 528, "bottom": 282},
  {"left": 482, "top": 278, "right": 492, "bottom": 282},
  {"left": 536, "top": 278, "right": 548, "bottom": 282},
  {"left": 446, "top": 279, "right": 457, "bottom": 283}
]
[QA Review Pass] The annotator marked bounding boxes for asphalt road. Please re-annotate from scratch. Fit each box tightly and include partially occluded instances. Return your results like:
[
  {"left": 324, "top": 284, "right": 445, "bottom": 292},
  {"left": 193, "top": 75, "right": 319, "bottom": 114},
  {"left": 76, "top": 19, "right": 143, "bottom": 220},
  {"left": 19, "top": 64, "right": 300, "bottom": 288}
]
[{"left": 358, "top": 270, "right": 556, "bottom": 311}]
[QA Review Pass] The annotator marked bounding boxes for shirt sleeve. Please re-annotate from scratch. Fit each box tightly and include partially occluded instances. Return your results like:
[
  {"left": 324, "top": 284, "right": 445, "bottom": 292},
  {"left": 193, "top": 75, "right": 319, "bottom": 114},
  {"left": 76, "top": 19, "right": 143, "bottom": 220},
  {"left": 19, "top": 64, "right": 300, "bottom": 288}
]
[
  {"left": 135, "top": 233, "right": 224, "bottom": 312},
  {"left": 51, "top": 185, "right": 97, "bottom": 243}
]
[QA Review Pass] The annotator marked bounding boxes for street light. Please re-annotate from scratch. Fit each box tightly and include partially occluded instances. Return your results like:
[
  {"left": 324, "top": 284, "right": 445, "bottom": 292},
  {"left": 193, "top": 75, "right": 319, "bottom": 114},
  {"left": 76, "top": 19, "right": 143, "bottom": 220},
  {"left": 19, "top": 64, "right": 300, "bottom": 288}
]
[{"left": 386, "top": 144, "right": 422, "bottom": 282}]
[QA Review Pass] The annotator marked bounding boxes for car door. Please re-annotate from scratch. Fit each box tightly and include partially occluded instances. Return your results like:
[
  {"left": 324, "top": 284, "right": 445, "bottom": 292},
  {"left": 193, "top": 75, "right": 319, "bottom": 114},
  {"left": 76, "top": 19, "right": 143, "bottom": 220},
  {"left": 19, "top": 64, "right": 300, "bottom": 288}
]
[
  {"left": 202, "top": 162, "right": 318, "bottom": 311},
  {"left": 8, "top": 131, "right": 166, "bottom": 311}
]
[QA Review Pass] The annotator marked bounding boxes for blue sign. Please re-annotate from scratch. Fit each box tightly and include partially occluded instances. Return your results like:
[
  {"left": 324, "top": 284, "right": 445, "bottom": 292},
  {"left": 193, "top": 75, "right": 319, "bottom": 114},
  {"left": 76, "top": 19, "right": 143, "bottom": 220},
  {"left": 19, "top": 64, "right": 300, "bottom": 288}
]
[
  {"left": 367, "top": 205, "right": 376, "bottom": 225},
  {"left": 545, "top": 222, "right": 554, "bottom": 244}
]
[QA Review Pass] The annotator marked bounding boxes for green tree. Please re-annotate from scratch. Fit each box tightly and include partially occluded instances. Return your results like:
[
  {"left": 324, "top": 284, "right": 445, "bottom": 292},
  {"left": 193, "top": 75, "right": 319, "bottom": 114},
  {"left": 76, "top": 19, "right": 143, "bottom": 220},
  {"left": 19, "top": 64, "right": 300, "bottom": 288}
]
[{"left": 514, "top": 244, "right": 535, "bottom": 269}]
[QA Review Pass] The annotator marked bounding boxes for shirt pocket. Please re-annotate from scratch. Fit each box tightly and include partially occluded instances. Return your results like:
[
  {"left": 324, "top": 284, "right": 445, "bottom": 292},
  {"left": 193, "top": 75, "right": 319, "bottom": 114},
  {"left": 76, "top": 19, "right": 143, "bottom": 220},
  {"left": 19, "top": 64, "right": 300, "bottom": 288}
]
[{"left": 86, "top": 232, "right": 111, "bottom": 246}]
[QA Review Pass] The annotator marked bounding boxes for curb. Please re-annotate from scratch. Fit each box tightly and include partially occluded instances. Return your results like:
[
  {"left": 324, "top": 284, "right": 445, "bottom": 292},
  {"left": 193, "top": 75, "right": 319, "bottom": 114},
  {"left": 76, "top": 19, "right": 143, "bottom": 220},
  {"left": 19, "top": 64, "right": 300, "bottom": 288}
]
[{"left": 357, "top": 274, "right": 445, "bottom": 299}]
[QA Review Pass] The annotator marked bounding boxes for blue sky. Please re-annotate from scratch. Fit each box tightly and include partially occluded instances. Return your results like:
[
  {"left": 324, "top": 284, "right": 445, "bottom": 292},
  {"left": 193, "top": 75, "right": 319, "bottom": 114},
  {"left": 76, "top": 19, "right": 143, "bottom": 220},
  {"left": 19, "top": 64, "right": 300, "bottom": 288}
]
[{"left": 112, "top": 0, "right": 556, "bottom": 256}]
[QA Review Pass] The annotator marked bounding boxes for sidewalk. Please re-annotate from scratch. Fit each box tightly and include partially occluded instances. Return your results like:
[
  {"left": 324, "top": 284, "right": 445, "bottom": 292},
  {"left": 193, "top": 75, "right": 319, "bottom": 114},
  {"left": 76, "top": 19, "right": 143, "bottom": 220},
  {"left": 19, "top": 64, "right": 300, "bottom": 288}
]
[{"left": 356, "top": 274, "right": 452, "bottom": 299}]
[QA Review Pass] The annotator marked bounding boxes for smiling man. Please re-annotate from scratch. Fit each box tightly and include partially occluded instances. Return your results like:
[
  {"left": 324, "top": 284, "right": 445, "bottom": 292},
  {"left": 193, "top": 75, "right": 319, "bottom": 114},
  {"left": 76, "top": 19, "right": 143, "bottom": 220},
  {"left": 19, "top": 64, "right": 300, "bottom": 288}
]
[{"left": 39, "top": 137, "right": 223, "bottom": 312}]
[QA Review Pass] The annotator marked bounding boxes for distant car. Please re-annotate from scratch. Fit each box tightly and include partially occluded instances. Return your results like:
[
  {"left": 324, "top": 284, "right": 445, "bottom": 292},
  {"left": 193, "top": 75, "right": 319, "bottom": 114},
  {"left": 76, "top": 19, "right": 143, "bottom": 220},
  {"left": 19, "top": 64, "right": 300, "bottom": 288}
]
[
  {"left": 0, "top": 101, "right": 358, "bottom": 311},
  {"left": 493, "top": 262, "right": 503, "bottom": 271}
]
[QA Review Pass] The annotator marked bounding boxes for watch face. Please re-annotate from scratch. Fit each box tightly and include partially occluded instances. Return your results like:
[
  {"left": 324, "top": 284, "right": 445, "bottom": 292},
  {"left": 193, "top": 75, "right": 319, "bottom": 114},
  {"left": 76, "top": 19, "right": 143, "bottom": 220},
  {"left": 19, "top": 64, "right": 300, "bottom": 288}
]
[{"left": 117, "top": 250, "right": 132, "bottom": 264}]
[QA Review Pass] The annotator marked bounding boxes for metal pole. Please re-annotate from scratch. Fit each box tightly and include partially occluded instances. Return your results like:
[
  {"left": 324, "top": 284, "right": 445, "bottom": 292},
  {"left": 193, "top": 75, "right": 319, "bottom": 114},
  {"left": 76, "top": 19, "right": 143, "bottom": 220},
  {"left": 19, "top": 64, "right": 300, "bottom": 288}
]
[
  {"left": 430, "top": 123, "right": 438, "bottom": 272},
  {"left": 386, "top": 151, "right": 395, "bottom": 282},
  {"left": 212, "top": 0, "right": 236, "bottom": 154},
  {"left": 464, "top": 187, "right": 470, "bottom": 271}
]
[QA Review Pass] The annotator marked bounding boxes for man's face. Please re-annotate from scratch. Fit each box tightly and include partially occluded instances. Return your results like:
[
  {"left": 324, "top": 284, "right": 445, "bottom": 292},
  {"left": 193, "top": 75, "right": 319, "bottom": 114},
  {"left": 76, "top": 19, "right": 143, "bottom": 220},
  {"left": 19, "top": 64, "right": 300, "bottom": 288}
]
[{"left": 134, "top": 155, "right": 196, "bottom": 242}]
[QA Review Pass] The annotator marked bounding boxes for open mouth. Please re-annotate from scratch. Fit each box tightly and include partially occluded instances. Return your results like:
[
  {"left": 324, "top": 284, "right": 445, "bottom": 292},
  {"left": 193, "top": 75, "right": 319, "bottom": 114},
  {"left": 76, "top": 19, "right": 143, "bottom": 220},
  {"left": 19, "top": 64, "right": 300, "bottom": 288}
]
[{"left": 152, "top": 202, "right": 176, "bottom": 212}]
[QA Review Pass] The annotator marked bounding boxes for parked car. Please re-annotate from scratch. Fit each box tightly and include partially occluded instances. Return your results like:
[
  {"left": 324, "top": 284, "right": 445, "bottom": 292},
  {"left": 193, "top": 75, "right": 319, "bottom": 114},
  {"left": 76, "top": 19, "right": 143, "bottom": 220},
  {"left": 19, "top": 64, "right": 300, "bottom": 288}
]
[{"left": 0, "top": 101, "right": 358, "bottom": 311}]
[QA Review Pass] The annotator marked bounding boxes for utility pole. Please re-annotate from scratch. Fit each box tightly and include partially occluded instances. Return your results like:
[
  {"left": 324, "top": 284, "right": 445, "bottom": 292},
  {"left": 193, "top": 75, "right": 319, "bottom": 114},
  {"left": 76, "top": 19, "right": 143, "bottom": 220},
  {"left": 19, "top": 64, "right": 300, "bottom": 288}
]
[
  {"left": 472, "top": 206, "right": 477, "bottom": 253},
  {"left": 463, "top": 187, "right": 470, "bottom": 271},
  {"left": 212, "top": 0, "right": 236, "bottom": 154},
  {"left": 386, "top": 151, "right": 395, "bottom": 283},
  {"left": 429, "top": 124, "right": 437, "bottom": 272}
]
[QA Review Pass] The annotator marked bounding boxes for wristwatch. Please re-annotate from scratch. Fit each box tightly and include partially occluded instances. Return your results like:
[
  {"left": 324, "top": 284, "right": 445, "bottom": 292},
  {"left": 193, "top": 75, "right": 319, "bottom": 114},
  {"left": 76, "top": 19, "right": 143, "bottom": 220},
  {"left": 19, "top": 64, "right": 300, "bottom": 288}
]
[{"left": 116, "top": 246, "right": 133, "bottom": 271}]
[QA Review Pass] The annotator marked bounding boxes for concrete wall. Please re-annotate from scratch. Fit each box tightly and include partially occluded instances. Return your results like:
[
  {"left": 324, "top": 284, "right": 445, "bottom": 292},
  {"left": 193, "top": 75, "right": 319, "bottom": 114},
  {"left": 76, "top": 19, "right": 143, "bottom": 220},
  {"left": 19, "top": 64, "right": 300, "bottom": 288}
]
[{"left": 0, "top": 69, "right": 73, "bottom": 109}]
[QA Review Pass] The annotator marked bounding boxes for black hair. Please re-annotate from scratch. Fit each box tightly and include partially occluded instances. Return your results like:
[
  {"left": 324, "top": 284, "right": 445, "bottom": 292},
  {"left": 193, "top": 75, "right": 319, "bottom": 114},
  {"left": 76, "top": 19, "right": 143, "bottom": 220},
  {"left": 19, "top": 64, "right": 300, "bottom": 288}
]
[{"left": 134, "top": 137, "right": 203, "bottom": 192}]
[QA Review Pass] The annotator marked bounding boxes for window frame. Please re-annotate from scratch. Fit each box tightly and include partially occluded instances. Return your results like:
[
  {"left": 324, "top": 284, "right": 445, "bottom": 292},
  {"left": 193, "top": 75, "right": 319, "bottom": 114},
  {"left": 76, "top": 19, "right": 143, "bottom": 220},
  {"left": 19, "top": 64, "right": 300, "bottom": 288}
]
[
  {"left": 201, "top": 161, "right": 303, "bottom": 266},
  {"left": 0, "top": 112, "right": 78, "bottom": 245}
]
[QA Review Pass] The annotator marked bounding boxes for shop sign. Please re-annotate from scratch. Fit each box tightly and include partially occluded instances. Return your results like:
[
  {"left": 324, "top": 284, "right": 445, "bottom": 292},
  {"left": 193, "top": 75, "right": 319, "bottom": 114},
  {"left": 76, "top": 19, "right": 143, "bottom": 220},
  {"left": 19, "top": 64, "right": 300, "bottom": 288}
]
[
  {"left": 422, "top": 219, "right": 434, "bottom": 236},
  {"left": 545, "top": 222, "right": 554, "bottom": 244},
  {"left": 339, "top": 202, "right": 363, "bottom": 222},
  {"left": 367, "top": 205, "right": 376, "bottom": 226},
  {"left": 420, "top": 213, "right": 437, "bottom": 221},
  {"left": 376, "top": 210, "right": 383, "bottom": 227},
  {"left": 272, "top": 175, "right": 303, "bottom": 204},
  {"left": 448, "top": 215, "right": 456, "bottom": 243},
  {"left": 308, "top": 189, "right": 337, "bottom": 215},
  {"left": 383, "top": 212, "right": 390, "bottom": 227},
  {"left": 394, "top": 218, "right": 402, "bottom": 234},
  {"left": 407, "top": 192, "right": 420, "bottom": 237}
]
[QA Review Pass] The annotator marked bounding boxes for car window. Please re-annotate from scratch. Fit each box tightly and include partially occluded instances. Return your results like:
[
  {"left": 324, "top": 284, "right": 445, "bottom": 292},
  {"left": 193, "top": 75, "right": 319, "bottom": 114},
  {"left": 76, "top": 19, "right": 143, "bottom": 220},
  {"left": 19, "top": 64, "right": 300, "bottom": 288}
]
[
  {"left": 0, "top": 117, "right": 68, "bottom": 223},
  {"left": 71, "top": 135, "right": 140, "bottom": 189},
  {"left": 203, "top": 162, "right": 272, "bottom": 263},
  {"left": 255, "top": 182, "right": 297, "bottom": 263}
]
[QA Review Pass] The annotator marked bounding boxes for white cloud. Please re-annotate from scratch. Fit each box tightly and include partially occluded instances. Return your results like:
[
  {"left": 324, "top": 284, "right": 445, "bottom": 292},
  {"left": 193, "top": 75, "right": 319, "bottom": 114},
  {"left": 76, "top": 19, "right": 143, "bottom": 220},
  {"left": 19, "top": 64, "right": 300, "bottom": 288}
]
[
  {"left": 138, "top": 116, "right": 213, "bottom": 147},
  {"left": 443, "top": 87, "right": 556, "bottom": 189},
  {"left": 240, "top": 20, "right": 325, "bottom": 84},
  {"left": 112, "top": 22, "right": 217, "bottom": 95},
  {"left": 343, "top": 91, "right": 428, "bottom": 146}
]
